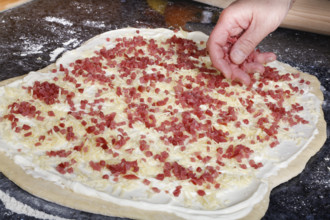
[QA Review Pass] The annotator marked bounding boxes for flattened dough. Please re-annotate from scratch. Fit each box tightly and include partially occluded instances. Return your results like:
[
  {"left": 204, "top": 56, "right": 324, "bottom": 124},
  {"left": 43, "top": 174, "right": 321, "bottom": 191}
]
[{"left": 0, "top": 28, "right": 326, "bottom": 220}]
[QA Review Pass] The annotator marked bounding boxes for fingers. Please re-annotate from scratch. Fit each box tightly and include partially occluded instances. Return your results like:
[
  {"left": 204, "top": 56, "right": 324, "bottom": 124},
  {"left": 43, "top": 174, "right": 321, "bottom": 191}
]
[
  {"left": 231, "top": 64, "right": 251, "bottom": 85},
  {"left": 242, "top": 51, "right": 276, "bottom": 74},
  {"left": 207, "top": 8, "right": 247, "bottom": 80},
  {"left": 207, "top": 22, "right": 233, "bottom": 79},
  {"left": 214, "top": 58, "right": 233, "bottom": 79},
  {"left": 207, "top": 39, "right": 233, "bottom": 79},
  {"left": 254, "top": 52, "right": 276, "bottom": 64},
  {"left": 207, "top": 1, "right": 280, "bottom": 84},
  {"left": 230, "top": 24, "right": 266, "bottom": 64},
  {"left": 243, "top": 62, "right": 265, "bottom": 74}
]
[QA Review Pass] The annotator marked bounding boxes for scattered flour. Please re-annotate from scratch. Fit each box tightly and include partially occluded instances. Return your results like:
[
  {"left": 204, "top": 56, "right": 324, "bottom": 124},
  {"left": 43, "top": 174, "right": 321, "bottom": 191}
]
[
  {"left": 83, "top": 20, "right": 106, "bottom": 28},
  {"left": 49, "top": 48, "right": 66, "bottom": 62},
  {"left": 0, "top": 189, "right": 71, "bottom": 220},
  {"left": 201, "top": 11, "right": 213, "bottom": 24},
  {"left": 44, "top": 16, "right": 73, "bottom": 26},
  {"left": 17, "top": 37, "right": 44, "bottom": 56},
  {"left": 63, "top": 38, "right": 80, "bottom": 47},
  {"left": 50, "top": 38, "right": 81, "bottom": 62},
  {"left": 21, "top": 43, "right": 43, "bottom": 56}
]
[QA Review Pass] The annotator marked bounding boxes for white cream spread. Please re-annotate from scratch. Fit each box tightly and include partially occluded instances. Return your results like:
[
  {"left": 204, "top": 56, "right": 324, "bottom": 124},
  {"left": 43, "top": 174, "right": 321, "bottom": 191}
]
[{"left": 0, "top": 28, "right": 322, "bottom": 220}]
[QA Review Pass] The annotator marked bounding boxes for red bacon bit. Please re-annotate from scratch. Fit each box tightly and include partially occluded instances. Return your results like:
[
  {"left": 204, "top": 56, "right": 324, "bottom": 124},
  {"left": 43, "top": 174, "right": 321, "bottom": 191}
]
[
  {"left": 102, "top": 174, "right": 109, "bottom": 179},
  {"left": 36, "top": 116, "right": 45, "bottom": 121},
  {"left": 73, "top": 144, "right": 83, "bottom": 151},
  {"left": 217, "top": 107, "right": 237, "bottom": 124},
  {"left": 123, "top": 174, "right": 139, "bottom": 180},
  {"left": 156, "top": 97, "right": 169, "bottom": 106},
  {"left": 59, "top": 64, "right": 65, "bottom": 72},
  {"left": 173, "top": 185, "right": 182, "bottom": 197},
  {"left": 99, "top": 160, "right": 106, "bottom": 167},
  {"left": 137, "top": 85, "right": 145, "bottom": 93},
  {"left": 139, "top": 140, "right": 149, "bottom": 151},
  {"left": 55, "top": 161, "right": 71, "bottom": 174},
  {"left": 8, "top": 102, "right": 37, "bottom": 118},
  {"left": 3, "top": 114, "right": 17, "bottom": 122},
  {"left": 205, "top": 109, "right": 213, "bottom": 116},
  {"left": 106, "top": 159, "right": 139, "bottom": 175},
  {"left": 48, "top": 111, "right": 55, "bottom": 117},
  {"left": 39, "top": 135, "right": 45, "bottom": 141},
  {"left": 53, "top": 126, "right": 60, "bottom": 132},
  {"left": 24, "top": 132, "right": 32, "bottom": 137},
  {"left": 86, "top": 126, "right": 96, "bottom": 134},
  {"left": 206, "top": 127, "right": 227, "bottom": 143},
  {"left": 291, "top": 103, "right": 304, "bottom": 112},
  {"left": 167, "top": 131, "right": 189, "bottom": 146},
  {"left": 145, "top": 151, "right": 153, "bottom": 157},
  {"left": 270, "top": 140, "right": 280, "bottom": 148},
  {"left": 116, "top": 87, "right": 122, "bottom": 96},
  {"left": 22, "top": 124, "right": 31, "bottom": 130},
  {"left": 176, "top": 87, "right": 215, "bottom": 110},
  {"left": 111, "top": 135, "right": 129, "bottom": 149},
  {"left": 223, "top": 144, "right": 253, "bottom": 162},
  {"left": 197, "top": 189, "right": 206, "bottom": 196},
  {"left": 96, "top": 137, "right": 108, "bottom": 148},
  {"left": 154, "top": 151, "right": 170, "bottom": 162},
  {"left": 80, "top": 100, "right": 88, "bottom": 109},
  {"left": 46, "top": 150, "right": 72, "bottom": 158},
  {"left": 156, "top": 174, "right": 165, "bottom": 181},
  {"left": 89, "top": 161, "right": 102, "bottom": 171},
  {"left": 104, "top": 112, "right": 117, "bottom": 129},
  {"left": 152, "top": 187, "right": 161, "bottom": 193},
  {"left": 292, "top": 73, "right": 300, "bottom": 79},
  {"left": 143, "top": 179, "right": 151, "bottom": 185},
  {"left": 29, "top": 81, "right": 60, "bottom": 105},
  {"left": 239, "top": 164, "right": 247, "bottom": 169},
  {"left": 237, "top": 134, "right": 246, "bottom": 140},
  {"left": 11, "top": 121, "right": 17, "bottom": 129},
  {"left": 162, "top": 161, "right": 218, "bottom": 185},
  {"left": 249, "top": 160, "right": 263, "bottom": 169},
  {"left": 66, "top": 126, "right": 75, "bottom": 141},
  {"left": 127, "top": 103, "right": 156, "bottom": 128},
  {"left": 81, "top": 120, "right": 87, "bottom": 126}
]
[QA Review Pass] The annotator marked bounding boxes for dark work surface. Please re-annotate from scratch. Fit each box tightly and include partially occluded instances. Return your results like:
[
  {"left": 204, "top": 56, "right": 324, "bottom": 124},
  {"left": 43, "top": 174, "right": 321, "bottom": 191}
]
[{"left": 0, "top": 0, "right": 329, "bottom": 219}]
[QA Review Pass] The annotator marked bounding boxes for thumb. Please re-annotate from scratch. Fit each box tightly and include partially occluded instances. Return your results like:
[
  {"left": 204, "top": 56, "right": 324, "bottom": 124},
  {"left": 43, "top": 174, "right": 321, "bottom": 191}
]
[{"left": 230, "top": 26, "right": 265, "bottom": 64}]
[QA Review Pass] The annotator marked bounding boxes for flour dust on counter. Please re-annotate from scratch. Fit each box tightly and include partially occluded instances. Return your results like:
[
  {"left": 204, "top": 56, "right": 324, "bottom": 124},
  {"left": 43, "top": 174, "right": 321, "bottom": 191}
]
[
  {"left": 44, "top": 16, "right": 73, "bottom": 27},
  {"left": 0, "top": 189, "right": 71, "bottom": 220}
]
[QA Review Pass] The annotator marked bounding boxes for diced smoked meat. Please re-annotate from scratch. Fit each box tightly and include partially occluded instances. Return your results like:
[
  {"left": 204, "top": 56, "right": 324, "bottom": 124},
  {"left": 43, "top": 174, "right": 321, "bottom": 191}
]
[
  {"left": 29, "top": 81, "right": 60, "bottom": 105},
  {"left": 8, "top": 102, "right": 37, "bottom": 117}
]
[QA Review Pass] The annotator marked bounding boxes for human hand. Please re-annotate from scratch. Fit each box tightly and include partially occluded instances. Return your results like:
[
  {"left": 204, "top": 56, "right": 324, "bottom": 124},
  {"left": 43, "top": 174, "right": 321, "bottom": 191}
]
[{"left": 207, "top": 0, "right": 294, "bottom": 85}]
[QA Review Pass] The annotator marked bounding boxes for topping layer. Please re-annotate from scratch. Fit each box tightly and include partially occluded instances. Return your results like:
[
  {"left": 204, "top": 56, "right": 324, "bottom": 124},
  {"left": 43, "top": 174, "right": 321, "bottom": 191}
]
[{"left": 0, "top": 28, "right": 321, "bottom": 219}]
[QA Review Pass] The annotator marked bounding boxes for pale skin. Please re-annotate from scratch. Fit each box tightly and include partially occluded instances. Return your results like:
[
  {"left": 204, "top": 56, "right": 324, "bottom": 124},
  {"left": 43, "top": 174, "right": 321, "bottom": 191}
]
[{"left": 207, "top": 0, "right": 294, "bottom": 85}]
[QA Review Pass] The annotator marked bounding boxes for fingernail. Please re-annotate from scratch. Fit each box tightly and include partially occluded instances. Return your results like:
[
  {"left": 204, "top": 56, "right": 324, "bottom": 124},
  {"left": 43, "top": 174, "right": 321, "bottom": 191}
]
[
  {"left": 231, "top": 49, "right": 246, "bottom": 64},
  {"left": 267, "top": 56, "right": 275, "bottom": 62}
]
